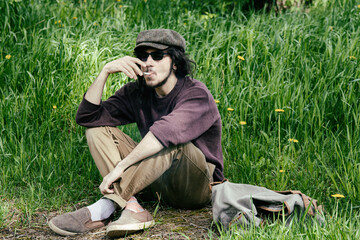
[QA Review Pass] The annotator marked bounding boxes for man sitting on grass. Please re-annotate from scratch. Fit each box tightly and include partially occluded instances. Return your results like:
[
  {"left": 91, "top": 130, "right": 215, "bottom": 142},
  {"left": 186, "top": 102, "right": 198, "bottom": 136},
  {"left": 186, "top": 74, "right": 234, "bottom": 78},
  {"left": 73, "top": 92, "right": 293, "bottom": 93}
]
[{"left": 48, "top": 28, "right": 224, "bottom": 238}]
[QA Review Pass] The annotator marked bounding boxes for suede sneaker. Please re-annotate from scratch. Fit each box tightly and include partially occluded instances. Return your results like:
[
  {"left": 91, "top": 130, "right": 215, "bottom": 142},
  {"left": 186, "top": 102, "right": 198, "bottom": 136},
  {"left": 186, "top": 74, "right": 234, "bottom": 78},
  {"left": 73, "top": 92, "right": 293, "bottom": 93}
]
[
  {"left": 48, "top": 207, "right": 111, "bottom": 236},
  {"left": 106, "top": 209, "right": 155, "bottom": 237}
]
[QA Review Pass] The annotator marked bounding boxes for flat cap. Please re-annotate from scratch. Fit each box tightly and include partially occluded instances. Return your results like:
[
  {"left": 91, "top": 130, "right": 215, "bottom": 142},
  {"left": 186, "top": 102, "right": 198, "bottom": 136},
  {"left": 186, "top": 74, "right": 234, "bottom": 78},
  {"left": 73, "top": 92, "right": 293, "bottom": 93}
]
[{"left": 135, "top": 29, "right": 186, "bottom": 51}]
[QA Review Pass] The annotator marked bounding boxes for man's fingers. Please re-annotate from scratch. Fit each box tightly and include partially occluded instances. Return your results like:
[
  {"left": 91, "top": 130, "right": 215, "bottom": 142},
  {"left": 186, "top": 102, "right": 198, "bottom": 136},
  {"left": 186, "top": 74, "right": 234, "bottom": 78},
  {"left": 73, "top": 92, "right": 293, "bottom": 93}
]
[
  {"left": 131, "top": 57, "right": 146, "bottom": 68},
  {"left": 104, "top": 185, "right": 114, "bottom": 194},
  {"left": 121, "top": 65, "right": 138, "bottom": 79},
  {"left": 127, "top": 61, "right": 144, "bottom": 77},
  {"left": 100, "top": 185, "right": 114, "bottom": 195},
  {"left": 102, "top": 189, "right": 114, "bottom": 194},
  {"left": 105, "top": 56, "right": 145, "bottom": 79},
  {"left": 125, "top": 57, "right": 146, "bottom": 77},
  {"left": 120, "top": 58, "right": 145, "bottom": 79}
]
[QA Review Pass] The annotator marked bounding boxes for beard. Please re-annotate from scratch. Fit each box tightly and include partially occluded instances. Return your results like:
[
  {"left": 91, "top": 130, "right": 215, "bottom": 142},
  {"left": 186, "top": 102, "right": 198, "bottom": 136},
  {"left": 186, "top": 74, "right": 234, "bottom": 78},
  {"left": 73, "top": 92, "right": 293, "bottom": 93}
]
[{"left": 145, "top": 67, "right": 173, "bottom": 89}]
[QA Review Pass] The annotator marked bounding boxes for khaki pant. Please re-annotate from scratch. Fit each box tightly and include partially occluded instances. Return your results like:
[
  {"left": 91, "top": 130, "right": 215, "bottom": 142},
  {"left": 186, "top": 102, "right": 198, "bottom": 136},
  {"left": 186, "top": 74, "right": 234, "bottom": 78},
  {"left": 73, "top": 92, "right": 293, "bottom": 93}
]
[{"left": 86, "top": 127, "right": 215, "bottom": 209}]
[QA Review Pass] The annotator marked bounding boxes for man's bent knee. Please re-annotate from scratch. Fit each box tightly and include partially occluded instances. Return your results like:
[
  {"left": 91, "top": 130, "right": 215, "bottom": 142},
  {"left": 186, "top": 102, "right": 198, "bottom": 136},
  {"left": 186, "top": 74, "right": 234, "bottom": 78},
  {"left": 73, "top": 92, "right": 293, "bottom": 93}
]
[{"left": 85, "top": 127, "right": 108, "bottom": 142}]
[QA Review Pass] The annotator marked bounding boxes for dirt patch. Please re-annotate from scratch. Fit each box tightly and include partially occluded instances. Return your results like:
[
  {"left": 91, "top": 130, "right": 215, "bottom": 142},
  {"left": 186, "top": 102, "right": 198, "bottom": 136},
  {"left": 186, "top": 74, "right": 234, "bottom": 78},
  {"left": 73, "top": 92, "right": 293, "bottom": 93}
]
[{"left": 1, "top": 203, "right": 217, "bottom": 239}]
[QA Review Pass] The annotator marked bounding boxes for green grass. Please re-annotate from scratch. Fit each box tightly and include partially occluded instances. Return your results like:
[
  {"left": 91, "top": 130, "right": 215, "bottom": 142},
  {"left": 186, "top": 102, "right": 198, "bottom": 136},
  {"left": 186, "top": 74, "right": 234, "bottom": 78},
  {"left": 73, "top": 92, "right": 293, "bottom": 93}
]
[{"left": 1, "top": 0, "right": 360, "bottom": 238}]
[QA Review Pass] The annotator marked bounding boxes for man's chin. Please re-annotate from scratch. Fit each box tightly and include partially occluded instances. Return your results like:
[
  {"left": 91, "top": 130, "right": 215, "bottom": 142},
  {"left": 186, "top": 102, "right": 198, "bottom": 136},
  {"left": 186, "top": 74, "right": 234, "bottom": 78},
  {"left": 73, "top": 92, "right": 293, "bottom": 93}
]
[
  {"left": 145, "top": 81, "right": 157, "bottom": 88},
  {"left": 146, "top": 78, "right": 168, "bottom": 89}
]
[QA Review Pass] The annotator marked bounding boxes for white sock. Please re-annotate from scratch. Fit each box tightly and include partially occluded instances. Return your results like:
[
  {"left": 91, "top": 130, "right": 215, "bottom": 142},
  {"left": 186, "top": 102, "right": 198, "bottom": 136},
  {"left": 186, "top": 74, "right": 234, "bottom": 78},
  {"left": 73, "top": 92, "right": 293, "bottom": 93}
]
[{"left": 87, "top": 198, "right": 116, "bottom": 221}]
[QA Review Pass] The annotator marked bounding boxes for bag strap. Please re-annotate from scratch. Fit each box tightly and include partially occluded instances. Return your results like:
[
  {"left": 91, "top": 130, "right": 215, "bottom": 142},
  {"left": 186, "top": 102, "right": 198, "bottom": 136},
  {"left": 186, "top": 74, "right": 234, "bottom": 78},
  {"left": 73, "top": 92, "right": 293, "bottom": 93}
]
[
  {"left": 276, "top": 190, "right": 323, "bottom": 216},
  {"left": 209, "top": 178, "right": 228, "bottom": 191}
]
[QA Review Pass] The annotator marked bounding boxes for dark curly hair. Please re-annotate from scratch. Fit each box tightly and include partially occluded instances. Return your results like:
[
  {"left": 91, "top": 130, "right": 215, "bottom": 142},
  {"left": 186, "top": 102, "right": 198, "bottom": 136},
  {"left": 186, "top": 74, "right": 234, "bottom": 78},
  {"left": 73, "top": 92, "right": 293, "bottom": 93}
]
[{"left": 165, "top": 46, "right": 195, "bottom": 78}]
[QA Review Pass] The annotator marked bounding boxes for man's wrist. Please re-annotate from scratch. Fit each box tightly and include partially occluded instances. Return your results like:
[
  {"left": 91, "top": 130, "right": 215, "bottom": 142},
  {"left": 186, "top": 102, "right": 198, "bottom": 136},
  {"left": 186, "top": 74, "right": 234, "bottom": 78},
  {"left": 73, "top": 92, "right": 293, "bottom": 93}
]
[
  {"left": 115, "top": 160, "right": 127, "bottom": 171},
  {"left": 100, "top": 66, "right": 111, "bottom": 77}
]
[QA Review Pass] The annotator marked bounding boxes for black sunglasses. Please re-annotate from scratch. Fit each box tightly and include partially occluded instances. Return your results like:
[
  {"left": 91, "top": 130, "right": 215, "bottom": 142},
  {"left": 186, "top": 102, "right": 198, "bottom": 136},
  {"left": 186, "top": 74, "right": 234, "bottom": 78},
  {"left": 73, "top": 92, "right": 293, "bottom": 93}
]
[{"left": 137, "top": 51, "right": 168, "bottom": 61}]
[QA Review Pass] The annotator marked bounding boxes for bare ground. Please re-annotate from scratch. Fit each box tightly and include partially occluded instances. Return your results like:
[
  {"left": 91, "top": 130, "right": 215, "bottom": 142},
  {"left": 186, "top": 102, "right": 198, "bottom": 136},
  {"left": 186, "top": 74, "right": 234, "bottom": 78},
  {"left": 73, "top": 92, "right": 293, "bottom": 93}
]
[{"left": 1, "top": 202, "right": 217, "bottom": 240}]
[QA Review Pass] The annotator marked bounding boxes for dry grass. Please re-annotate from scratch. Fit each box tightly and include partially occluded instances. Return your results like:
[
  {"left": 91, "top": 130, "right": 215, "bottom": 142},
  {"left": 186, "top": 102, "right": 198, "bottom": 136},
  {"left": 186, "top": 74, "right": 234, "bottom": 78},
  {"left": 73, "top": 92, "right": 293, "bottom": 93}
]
[{"left": 1, "top": 201, "right": 214, "bottom": 239}]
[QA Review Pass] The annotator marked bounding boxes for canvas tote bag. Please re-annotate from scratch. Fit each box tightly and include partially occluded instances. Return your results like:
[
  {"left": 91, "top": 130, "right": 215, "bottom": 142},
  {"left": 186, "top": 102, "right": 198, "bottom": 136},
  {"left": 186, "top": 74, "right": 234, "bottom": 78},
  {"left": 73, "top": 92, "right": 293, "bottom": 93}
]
[{"left": 211, "top": 180, "right": 324, "bottom": 229}]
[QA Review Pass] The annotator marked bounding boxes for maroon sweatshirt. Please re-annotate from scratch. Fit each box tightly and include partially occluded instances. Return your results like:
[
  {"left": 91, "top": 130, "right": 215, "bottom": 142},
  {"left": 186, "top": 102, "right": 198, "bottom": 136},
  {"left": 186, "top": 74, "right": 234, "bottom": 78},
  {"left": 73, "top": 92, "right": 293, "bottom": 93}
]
[{"left": 76, "top": 77, "right": 224, "bottom": 181}]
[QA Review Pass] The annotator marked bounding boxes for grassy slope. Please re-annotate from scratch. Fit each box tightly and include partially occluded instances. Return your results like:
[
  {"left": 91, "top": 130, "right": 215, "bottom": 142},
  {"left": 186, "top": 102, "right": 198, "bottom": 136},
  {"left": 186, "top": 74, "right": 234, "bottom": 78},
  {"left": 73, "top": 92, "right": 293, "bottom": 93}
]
[{"left": 0, "top": 0, "right": 359, "bottom": 237}]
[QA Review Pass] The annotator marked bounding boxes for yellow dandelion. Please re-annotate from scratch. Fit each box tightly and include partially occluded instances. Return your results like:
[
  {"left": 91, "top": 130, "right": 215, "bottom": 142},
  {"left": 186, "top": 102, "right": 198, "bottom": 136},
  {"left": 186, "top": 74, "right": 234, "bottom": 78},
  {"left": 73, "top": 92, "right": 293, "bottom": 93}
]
[
  {"left": 293, "top": 139, "right": 299, "bottom": 143},
  {"left": 275, "top": 109, "right": 285, "bottom": 113},
  {"left": 93, "top": 22, "right": 99, "bottom": 26},
  {"left": 227, "top": 108, "right": 234, "bottom": 112},
  {"left": 237, "top": 55, "right": 245, "bottom": 61},
  {"left": 84, "top": 0, "right": 87, "bottom": 3},
  {"left": 119, "top": 5, "right": 123, "bottom": 8},
  {"left": 5, "top": 54, "right": 11, "bottom": 60},
  {"left": 239, "top": 121, "right": 247, "bottom": 125},
  {"left": 279, "top": 169, "right": 285, "bottom": 173},
  {"left": 331, "top": 194, "right": 345, "bottom": 198},
  {"left": 289, "top": 138, "right": 299, "bottom": 143},
  {"left": 144, "top": 0, "right": 147, "bottom": 2},
  {"left": 53, "top": 105, "right": 57, "bottom": 109},
  {"left": 214, "top": 99, "right": 220, "bottom": 103},
  {"left": 117, "top": 0, "right": 121, "bottom": 2},
  {"left": 358, "top": 4, "right": 360, "bottom": 8},
  {"left": 329, "top": 26, "right": 333, "bottom": 31},
  {"left": 349, "top": 56, "right": 356, "bottom": 60},
  {"left": 73, "top": 16, "right": 77, "bottom": 20},
  {"left": 55, "top": 21, "right": 58, "bottom": 24},
  {"left": 58, "top": 20, "right": 61, "bottom": 23}
]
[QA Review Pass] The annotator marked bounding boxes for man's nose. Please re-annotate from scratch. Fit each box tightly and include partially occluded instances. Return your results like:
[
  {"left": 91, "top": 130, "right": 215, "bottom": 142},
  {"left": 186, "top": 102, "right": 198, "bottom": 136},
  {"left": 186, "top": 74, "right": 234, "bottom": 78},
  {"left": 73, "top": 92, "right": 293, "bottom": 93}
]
[{"left": 144, "top": 55, "right": 155, "bottom": 64}]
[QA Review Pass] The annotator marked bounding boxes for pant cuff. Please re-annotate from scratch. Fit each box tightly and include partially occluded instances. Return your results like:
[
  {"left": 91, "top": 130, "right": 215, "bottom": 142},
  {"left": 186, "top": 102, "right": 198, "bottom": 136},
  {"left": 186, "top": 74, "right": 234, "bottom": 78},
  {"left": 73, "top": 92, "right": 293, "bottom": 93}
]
[{"left": 103, "top": 194, "right": 127, "bottom": 209}]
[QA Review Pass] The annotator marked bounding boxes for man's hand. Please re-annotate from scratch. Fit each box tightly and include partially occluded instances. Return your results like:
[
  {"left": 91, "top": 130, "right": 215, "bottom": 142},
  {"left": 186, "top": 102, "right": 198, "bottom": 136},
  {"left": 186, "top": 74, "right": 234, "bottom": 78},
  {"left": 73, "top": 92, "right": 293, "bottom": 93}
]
[
  {"left": 103, "top": 56, "right": 146, "bottom": 80},
  {"left": 98, "top": 131, "right": 164, "bottom": 195},
  {"left": 99, "top": 163, "right": 126, "bottom": 195}
]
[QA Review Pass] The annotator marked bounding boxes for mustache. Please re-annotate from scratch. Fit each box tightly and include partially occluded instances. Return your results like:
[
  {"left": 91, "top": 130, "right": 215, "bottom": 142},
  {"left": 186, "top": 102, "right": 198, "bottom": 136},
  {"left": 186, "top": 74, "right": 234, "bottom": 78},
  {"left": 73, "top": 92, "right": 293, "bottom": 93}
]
[{"left": 143, "top": 68, "right": 154, "bottom": 75}]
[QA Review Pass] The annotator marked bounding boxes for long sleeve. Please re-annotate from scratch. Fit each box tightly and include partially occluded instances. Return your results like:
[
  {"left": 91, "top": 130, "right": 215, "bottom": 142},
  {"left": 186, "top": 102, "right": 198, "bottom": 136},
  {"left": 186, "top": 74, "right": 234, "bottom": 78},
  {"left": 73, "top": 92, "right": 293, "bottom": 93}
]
[{"left": 75, "top": 83, "right": 137, "bottom": 127}]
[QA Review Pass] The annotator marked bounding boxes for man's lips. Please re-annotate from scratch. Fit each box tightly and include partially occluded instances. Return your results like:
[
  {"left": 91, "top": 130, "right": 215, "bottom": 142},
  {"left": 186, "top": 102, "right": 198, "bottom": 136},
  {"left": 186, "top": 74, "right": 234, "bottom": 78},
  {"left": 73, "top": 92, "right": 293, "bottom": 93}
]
[{"left": 143, "top": 71, "right": 154, "bottom": 76}]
